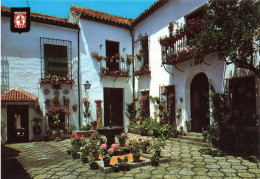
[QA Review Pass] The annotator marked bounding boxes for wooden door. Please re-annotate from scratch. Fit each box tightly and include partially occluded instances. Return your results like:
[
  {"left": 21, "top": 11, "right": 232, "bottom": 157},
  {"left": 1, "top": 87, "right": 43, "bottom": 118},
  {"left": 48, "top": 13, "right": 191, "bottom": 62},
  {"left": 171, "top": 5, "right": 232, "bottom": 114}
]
[{"left": 104, "top": 88, "right": 123, "bottom": 126}]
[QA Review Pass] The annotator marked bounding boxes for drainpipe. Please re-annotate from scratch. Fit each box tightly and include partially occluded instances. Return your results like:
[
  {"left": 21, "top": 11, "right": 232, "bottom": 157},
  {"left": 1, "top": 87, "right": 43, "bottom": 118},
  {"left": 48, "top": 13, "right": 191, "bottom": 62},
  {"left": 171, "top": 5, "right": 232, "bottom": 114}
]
[
  {"left": 130, "top": 26, "right": 135, "bottom": 97},
  {"left": 77, "top": 20, "right": 81, "bottom": 129}
]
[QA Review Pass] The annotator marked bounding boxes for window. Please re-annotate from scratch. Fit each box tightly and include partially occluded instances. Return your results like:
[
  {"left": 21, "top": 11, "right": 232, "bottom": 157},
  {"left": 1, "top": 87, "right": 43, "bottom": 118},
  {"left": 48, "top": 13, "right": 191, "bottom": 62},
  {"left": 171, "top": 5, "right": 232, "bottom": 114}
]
[
  {"left": 106, "top": 40, "right": 119, "bottom": 71},
  {"left": 160, "top": 85, "right": 175, "bottom": 125},
  {"left": 138, "top": 91, "right": 150, "bottom": 119},
  {"left": 140, "top": 35, "right": 149, "bottom": 66},
  {"left": 40, "top": 37, "right": 72, "bottom": 78}
]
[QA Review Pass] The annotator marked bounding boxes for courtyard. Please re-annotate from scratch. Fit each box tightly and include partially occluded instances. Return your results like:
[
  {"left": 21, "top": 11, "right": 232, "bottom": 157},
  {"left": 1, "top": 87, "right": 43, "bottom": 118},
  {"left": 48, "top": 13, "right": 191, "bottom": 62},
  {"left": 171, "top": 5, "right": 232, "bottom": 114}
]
[{"left": 2, "top": 133, "right": 260, "bottom": 179}]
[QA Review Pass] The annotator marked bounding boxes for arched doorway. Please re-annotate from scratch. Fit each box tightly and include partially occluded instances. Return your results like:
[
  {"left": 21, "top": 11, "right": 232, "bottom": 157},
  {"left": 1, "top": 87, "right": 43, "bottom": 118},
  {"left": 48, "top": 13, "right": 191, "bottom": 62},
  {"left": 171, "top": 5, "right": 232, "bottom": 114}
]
[{"left": 190, "top": 73, "right": 209, "bottom": 132}]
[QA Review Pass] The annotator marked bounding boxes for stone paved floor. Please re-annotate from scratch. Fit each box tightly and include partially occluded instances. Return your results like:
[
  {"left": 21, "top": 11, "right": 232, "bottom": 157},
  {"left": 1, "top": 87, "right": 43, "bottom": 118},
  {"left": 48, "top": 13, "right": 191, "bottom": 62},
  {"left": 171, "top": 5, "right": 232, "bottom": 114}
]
[{"left": 2, "top": 133, "right": 260, "bottom": 178}]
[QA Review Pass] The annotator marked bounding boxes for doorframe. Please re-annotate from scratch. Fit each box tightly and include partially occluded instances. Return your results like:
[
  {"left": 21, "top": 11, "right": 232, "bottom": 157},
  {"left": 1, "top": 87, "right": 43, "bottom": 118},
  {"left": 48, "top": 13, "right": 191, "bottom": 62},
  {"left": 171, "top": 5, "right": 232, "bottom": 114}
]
[
  {"left": 185, "top": 71, "right": 211, "bottom": 132},
  {"left": 7, "top": 104, "right": 29, "bottom": 143},
  {"left": 190, "top": 72, "right": 210, "bottom": 132}
]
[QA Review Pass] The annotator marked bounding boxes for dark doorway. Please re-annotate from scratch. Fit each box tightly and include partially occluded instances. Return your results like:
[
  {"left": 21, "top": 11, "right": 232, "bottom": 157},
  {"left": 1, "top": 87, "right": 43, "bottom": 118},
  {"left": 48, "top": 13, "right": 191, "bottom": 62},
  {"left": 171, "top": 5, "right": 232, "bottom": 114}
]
[
  {"left": 104, "top": 88, "right": 124, "bottom": 126},
  {"left": 190, "top": 73, "right": 209, "bottom": 132},
  {"left": 7, "top": 105, "right": 29, "bottom": 143}
]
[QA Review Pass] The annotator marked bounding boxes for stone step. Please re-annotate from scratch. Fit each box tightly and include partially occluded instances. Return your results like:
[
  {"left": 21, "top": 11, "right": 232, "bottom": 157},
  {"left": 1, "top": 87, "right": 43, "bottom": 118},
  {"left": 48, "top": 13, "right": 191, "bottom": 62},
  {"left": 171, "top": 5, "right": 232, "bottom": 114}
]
[
  {"left": 169, "top": 138, "right": 209, "bottom": 147},
  {"left": 181, "top": 135, "right": 204, "bottom": 142},
  {"left": 186, "top": 132, "right": 203, "bottom": 137}
]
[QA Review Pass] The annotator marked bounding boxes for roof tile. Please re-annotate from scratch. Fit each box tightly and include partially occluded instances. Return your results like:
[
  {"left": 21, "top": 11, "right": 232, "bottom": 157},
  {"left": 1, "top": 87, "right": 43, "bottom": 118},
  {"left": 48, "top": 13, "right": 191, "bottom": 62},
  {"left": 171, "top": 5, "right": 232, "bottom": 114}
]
[
  {"left": 1, "top": 88, "right": 38, "bottom": 102},
  {"left": 1, "top": 6, "right": 79, "bottom": 29}
]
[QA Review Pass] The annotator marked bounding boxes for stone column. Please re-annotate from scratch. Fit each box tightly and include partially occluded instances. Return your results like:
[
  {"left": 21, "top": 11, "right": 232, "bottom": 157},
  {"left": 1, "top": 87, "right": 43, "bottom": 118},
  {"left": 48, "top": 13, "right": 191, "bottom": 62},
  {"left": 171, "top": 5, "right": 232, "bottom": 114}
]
[{"left": 95, "top": 100, "right": 103, "bottom": 129}]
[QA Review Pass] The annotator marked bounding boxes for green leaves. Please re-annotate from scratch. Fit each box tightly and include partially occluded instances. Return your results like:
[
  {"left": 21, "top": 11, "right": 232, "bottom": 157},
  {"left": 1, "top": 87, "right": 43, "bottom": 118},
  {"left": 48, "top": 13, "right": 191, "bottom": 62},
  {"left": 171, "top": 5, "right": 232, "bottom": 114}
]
[{"left": 190, "top": 0, "right": 260, "bottom": 78}]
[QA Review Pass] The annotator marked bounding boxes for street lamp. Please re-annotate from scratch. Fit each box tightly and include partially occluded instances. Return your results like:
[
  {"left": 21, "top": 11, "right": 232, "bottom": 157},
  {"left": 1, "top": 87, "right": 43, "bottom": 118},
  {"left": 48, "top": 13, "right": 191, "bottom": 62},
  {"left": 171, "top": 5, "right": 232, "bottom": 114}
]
[{"left": 84, "top": 81, "right": 91, "bottom": 91}]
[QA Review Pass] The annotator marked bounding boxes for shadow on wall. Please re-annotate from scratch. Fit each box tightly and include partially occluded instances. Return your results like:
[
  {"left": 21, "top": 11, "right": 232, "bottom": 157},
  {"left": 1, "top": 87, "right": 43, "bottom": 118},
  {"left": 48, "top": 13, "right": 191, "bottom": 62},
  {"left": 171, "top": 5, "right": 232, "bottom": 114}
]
[{"left": 1, "top": 56, "right": 9, "bottom": 94}]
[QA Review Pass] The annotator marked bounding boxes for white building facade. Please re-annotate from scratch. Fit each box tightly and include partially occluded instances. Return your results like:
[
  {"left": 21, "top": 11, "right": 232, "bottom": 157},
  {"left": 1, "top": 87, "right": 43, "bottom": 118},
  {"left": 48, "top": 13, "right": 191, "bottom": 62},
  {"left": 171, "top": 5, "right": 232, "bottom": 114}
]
[
  {"left": 1, "top": 6, "right": 80, "bottom": 143},
  {"left": 1, "top": 0, "right": 259, "bottom": 148}
]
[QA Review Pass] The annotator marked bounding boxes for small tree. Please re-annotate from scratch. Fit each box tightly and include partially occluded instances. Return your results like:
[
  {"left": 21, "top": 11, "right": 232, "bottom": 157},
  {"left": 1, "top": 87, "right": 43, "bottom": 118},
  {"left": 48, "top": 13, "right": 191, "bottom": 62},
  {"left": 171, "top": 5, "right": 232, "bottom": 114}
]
[{"left": 190, "top": 0, "right": 260, "bottom": 78}]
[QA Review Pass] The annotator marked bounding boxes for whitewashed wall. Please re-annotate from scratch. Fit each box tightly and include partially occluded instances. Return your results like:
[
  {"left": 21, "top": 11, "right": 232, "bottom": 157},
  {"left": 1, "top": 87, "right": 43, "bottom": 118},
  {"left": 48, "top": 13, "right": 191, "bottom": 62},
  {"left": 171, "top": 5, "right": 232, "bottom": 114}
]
[
  {"left": 79, "top": 19, "right": 133, "bottom": 129},
  {"left": 132, "top": 0, "right": 228, "bottom": 129},
  {"left": 1, "top": 16, "right": 79, "bottom": 142}
]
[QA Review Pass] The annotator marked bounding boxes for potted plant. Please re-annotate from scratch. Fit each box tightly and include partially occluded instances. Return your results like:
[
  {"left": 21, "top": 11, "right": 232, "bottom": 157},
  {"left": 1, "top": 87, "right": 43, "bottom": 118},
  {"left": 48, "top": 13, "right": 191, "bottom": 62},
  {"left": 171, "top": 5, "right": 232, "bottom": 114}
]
[
  {"left": 116, "top": 133, "right": 128, "bottom": 147},
  {"left": 168, "top": 22, "right": 173, "bottom": 34},
  {"left": 159, "top": 124, "right": 175, "bottom": 138},
  {"left": 80, "top": 143, "right": 90, "bottom": 163},
  {"left": 67, "top": 147, "right": 72, "bottom": 155},
  {"left": 63, "top": 96, "right": 70, "bottom": 106},
  {"left": 52, "top": 96, "right": 60, "bottom": 105},
  {"left": 99, "top": 143, "right": 114, "bottom": 167},
  {"left": 89, "top": 154, "right": 99, "bottom": 170},
  {"left": 71, "top": 145, "right": 80, "bottom": 159},
  {"left": 139, "top": 117, "right": 152, "bottom": 136},
  {"left": 32, "top": 117, "right": 42, "bottom": 137},
  {"left": 112, "top": 164, "right": 120, "bottom": 172},
  {"left": 202, "top": 127, "right": 207, "bottom": 142},
  {"left": 148, "top": 137, "right": 165, "bottom": 157},
  {"left": 136, "top": 53, "right": 142, "bottom": 61},
  {"left": 87, "top": 138, "right": 100, "bottom": 160},
  {"left": 150, "top": 154, "right": 159, "bottom": 166},
  {"left": 185, "top": 119, "right": 191, "bottom": 132},
  {"left": 127, "top": 139, "right": 141, "bottom": 162},
  {"left": 45, "top": 98, "right": 51, "bottom": 106},
  {"left": 72, "top": 104, "right": 78, "bottom": 112},
  {"left": 139, "top": 138, "right": 150, "bottom": 153},
  {"left": 117, "top": 156, "right": 130, "bottom": 171},
  {"left": 127, "top": 54, "right": 133, "bottom": 65},
  {"left": 152, "top": 122, "right": 161, "bottom": 138}
]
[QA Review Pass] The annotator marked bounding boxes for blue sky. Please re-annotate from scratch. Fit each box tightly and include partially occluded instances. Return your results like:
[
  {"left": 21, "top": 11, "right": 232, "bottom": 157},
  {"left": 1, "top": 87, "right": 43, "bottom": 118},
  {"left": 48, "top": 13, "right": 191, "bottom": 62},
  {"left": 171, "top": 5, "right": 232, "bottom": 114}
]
[{"left": 1, "top": 0, "right": 157, "bottom": 18}]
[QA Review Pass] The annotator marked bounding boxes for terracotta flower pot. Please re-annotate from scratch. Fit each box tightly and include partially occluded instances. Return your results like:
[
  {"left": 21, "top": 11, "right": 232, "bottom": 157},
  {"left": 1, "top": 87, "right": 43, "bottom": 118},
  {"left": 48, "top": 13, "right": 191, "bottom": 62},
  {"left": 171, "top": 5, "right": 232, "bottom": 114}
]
[
  {"left": 112, "top": 166, "right": 120, "bottom": 172},
  {"left": 81, "top": 157, "right": 88, "bottom": 163},
  {"left": 89, "top": 162, "right": 98, "bottom": 170},
  {"left": 120, "top": 164, "right": 130, "bottom": 171},
  {"left": 103, "top": 158, "right": 110, "bottom": 167},
  {"left": 92, "top": 152, "right": 99, "bottom": 160},
  {"left": 132, "top": 154, "right": 140, "bottom": 162}
]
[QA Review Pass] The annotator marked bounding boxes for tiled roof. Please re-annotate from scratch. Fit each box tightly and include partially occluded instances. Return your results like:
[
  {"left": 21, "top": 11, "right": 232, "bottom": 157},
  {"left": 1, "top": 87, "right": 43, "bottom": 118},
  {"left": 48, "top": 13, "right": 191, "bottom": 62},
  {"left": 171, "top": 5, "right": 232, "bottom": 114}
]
[
  {"left": 1, "top": 88, "right": 38, "bottom": 102},
  {"left": 132, "top": 0, "right": 169, "bottom": 27},
  {"left": 1, "top": 6, "right": 79, "bottom": 29},
  {"left": 70, "top": 1, "right": 169, "bottom": 28},
  {"left": 70, "top": 5, "right": 134, "bottom": 28}
]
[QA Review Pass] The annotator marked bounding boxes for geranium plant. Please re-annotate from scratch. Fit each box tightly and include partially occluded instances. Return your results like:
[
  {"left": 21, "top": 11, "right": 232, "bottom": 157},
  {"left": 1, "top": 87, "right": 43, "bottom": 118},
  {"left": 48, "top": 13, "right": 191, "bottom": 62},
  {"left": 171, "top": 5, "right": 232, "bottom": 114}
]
[
  {"left": 99, "top": 143, "right": 115, "bottom": 159},
  {"left": 116, "top": 133, "right": 128, "bottom": 145}
]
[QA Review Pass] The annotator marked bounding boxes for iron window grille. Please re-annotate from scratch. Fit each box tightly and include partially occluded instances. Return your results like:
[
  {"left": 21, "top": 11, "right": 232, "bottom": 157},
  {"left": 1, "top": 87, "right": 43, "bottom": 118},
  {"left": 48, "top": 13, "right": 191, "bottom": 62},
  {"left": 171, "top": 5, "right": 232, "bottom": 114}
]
[
  {"left": 137, "top": 90, "right": 150, "bottom": 119},
  {"left": 40, "top": 37, "right": 72, "bottom": 79},
  {"left": 159, "top": 85, "right": 176, "bottom": 124},
  {"left": 134, "top": 34, "right": 150, "bottom": 75}
]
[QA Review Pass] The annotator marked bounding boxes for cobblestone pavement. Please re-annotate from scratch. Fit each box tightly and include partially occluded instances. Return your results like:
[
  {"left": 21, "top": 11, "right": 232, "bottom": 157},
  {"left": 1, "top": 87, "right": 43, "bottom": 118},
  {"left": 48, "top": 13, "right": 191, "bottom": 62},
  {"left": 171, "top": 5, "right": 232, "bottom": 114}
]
[{"left": 2, "top": 133, "right": 260, "bottom": 179}]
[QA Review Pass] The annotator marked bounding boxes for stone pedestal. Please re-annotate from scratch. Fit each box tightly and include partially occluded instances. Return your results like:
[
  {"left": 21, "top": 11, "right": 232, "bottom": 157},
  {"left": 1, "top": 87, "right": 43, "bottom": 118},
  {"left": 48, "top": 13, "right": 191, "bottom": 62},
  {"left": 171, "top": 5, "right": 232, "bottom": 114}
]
[{"left": 95, "top": 100, "right": 103, "bottom": 129}]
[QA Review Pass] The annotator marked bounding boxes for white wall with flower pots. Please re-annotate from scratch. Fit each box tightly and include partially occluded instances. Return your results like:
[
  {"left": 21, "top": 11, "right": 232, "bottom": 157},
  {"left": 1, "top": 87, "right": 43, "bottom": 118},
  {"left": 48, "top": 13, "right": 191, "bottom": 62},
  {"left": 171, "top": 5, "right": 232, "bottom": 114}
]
[
  {"left": 78, "top": 19, "right": 133, "bottom": 130},
  {"left": 131, "top": 0, "right": 229, "bottom": 130},
  {"left": 1, "top": 16, "right": 79, "bottom": 142}
]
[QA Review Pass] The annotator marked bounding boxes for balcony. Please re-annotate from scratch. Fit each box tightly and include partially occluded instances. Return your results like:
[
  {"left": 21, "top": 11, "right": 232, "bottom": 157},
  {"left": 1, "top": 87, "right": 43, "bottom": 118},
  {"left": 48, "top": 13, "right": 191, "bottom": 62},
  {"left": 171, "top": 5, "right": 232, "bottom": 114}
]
[
  {"left": 134, "top": 56, "right": 150, "bottom": 76},
  {"left": 159, "top": 20, "right": 204, "bottom": 65},
  {"left": 98, "top": 56, "right": 130, "bottom": 78}
]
